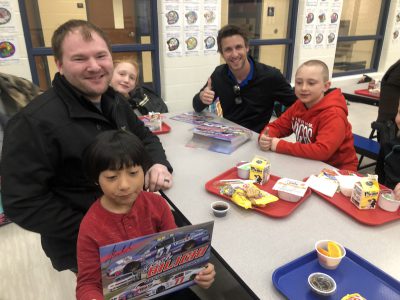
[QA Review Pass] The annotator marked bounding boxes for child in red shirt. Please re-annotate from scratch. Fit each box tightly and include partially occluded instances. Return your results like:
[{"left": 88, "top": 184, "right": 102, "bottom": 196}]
[
  {"left": 259, "top": 60, "right": 358, "bottom": 171},
  {"left": 76, "top": 130, "right": 215, "bottom": 300}
]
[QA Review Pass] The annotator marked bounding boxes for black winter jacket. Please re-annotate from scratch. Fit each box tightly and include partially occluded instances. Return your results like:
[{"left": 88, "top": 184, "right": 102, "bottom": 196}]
[
  {"left": 1, "top": 74, "right": 172, "bottom": 271},
  {"left": 193, "top": 57, "right": 296, "bottom": 133}
]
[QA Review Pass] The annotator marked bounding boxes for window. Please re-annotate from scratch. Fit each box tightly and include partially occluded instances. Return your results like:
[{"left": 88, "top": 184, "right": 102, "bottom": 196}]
[
  {"left": 20, "top": 0, "right": 159, "bottom": 92},
  {"left": 222, "top": 0, "right": 298, "bottom": 79},
  {"left": 333, "top": 0, "right": 390, "bottom": 76}
]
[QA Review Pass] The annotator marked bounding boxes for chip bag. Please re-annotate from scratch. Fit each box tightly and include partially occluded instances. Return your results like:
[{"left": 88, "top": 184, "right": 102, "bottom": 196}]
[{"left": 221, "top": 183, "right": 278, "bottom": 209}]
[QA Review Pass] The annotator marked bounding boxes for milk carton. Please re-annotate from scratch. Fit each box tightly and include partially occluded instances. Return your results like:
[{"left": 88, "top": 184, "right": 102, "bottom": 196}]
[
  {"left": 147, "top": 112, "right": 162, "bottom": 131},
  {"left": 249, "top": 155, "right": 270, "bottom": 184},
  {"left": 350, "top": 178, "right": 380, "bottom": 209}
]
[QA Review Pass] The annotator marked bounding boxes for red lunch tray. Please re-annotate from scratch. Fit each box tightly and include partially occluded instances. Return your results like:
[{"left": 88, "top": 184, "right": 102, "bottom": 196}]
[
  {"left": 138, "top": 116, "right": 171, "bottom": 135},
  {"left": 354, "top": 89, "right": 380, "bottom": 99},
  {"left": 306, "top": 171, "right": 400, "bottom": 226},
  {"left": 205, "top": 167, "right": 312, "bottom": 218}
]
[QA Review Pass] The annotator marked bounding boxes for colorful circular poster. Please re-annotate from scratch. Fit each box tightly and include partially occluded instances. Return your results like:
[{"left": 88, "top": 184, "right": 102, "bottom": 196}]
[{"left": 0, "top": 41, "right": 16, "bottom": 58}]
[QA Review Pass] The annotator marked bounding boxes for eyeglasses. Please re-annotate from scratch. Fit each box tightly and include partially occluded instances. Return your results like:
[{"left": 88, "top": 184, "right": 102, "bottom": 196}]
[{"left": 233, "top": 84, "right": 242, "bottom": 105}]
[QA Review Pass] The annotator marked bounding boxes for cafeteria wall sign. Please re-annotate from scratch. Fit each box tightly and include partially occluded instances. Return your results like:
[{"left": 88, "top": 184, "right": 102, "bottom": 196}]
[
  {"left": 162, "top": 0, "right": 219, "bottom": 57},
  {"left": 0, "top": 1, "right": 17, "bottom": 32}
]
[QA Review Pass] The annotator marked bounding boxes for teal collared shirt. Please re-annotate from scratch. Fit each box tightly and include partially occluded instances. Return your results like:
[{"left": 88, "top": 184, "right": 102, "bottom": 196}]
[{"left": 227, "top": 56, "right": 254, "bottom": 88}]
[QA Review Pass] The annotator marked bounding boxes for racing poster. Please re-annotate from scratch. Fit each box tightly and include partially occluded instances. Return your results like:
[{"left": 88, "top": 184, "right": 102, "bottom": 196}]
[{"left": 100, "top": 221, "right": 214, "bottom": 300}]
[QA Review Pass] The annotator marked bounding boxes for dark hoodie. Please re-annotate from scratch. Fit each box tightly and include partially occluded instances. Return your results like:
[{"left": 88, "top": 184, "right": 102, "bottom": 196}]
[{"left": 260, "top": 88, "right": 358, "bottom": 171}]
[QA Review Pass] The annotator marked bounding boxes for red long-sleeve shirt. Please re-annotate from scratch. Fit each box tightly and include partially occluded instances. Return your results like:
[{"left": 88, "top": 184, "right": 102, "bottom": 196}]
[
  {"left": 76, "top": 192, "right": 176, "bottom": 300},
  {"left": 259, "top": 89, "right": 358, "bottom": 171}
]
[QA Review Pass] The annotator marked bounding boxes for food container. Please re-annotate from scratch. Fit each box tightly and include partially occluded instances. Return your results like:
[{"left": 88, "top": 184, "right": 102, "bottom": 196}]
[
  {"left": 278, "top": 190, "right": 302, "bottom": 202},
  {"left": 337, "top": 175, "right": 360, "bottom": 197},
  {"left": 236, "top": 162, "right": 250, "bottom": 179},
  {"left": 378, "top": 190, "right": 400, "bottom": 212},
  {"left": 315, "top": 240, "right": 346, "bottom": 270},
  {"left": 308, "top": 272, "right": 337, "bottom": 296},
  {"left": 211, "top": 201, "right": 230, "bottom": 217},
  {"left": 273, "top": 178, "right": 308, "bottom": 202}
]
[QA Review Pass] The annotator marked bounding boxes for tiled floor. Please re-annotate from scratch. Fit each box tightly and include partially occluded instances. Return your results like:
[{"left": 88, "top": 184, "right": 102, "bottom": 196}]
[{"left": 0, "top": 100, "right": 379, "bottom": 300}]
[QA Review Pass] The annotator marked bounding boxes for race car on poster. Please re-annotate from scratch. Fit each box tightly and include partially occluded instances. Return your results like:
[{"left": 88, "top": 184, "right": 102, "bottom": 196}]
[
  {"left": 106, "top": 229, "right": 210, "bottom": 278},
  {"left": 145, "top": 267, "right": 204, "bottom": 297},
  {"left": 110, "top": 279, "right": 159, "bottom": 300},
  {"left": 107, "top": 272, "right": 141, "bottom": 292}
]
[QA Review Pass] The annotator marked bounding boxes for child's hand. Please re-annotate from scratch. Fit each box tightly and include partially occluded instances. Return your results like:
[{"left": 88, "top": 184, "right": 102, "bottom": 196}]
[
  {"left": 259, "top": 128, "right": 273, "bottom": 151},
  {"left": 194, "top": 263, "right": 216, "bottom": 289},
  {"left": 394, "top": 183, "right": 400, "bottom": 200},
  {"left": 270, "top": 137, "right": 280, "bottom": 152}
]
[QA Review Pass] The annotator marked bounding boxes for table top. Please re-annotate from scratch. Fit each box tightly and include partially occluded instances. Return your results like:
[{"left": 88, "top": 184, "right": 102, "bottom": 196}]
[
  {"left": 339, "top": 83, "right": 380, "bottom": 106},
  {"left": 159, "top": 113, "right": 400, "bottom": 299}
]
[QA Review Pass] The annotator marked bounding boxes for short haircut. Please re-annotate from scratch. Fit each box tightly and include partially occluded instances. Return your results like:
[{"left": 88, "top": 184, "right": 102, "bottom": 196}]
[
  {"left": 114, "top": 60, "right": 140, "bottom": 87},
  {"left": 51, "top": 19, "right": 112, "bottom": 63},
  {"left": 298, "top": 60, "right": 330, "bottom": 81},
  {"left": 82, "top": 130, "right": 151, "bottom": 184},
  {"left": 217, "top": 24, "right": 249, "bottom": 53}
]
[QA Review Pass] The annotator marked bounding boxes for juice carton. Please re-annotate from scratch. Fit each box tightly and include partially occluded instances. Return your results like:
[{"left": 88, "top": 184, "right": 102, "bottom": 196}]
[
  {"left": 249, "top": 155, "right": 270, "bottom": 184},
  {"left": 350, "top": 177, "right": 380, "bottom": 209}
]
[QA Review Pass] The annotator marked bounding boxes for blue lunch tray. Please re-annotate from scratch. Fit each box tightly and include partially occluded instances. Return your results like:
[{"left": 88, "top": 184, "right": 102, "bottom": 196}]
[{"left": 272, "top": 248, "right": 400, "bottom": 299}]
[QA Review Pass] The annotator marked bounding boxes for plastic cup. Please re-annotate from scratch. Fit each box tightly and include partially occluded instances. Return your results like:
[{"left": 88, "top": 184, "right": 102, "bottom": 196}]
[
  {"left": 308, "top": 272, "right": 337, "bottom": 296},
  {"left": 211, "top": 201, "right": 230, "bottom": 217},
  {"left": 378, "top": 190, "right": 400, "bottom": 212},
  {"left": 315, "top": 240, "right": 346, "bottom": 270},
  {"left": 236, "top": 161, "right": 250, "bottom": 179}
]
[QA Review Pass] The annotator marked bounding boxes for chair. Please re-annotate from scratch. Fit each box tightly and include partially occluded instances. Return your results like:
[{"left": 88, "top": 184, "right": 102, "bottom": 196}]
[
  {"left": 354, "top": 121, "right": 397, "bottom": 170},
  {"left": 354, "top": 131, "right": 380, "bottom": 170}
]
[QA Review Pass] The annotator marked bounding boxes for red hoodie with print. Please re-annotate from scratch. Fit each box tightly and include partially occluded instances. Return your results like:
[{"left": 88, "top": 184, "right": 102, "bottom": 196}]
[{"left": 259, "top": 88, "right": 358, "bottom": 171}]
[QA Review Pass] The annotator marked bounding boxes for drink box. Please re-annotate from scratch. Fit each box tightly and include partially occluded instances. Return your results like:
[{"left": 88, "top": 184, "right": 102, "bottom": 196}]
[
  {"left": 350, "top": 178, "right": 380, "bottom": 209},
  {"left": 147, "top": 112, "right": 162, "bottom": 131},
  {"left": 249, "top": 155, "right": 270, "bottom": 184}
]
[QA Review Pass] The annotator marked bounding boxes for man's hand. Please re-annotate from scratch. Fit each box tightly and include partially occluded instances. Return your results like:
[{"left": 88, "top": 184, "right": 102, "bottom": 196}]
[
  {"left": 394, "top": 183, "right": 400, "bottom": 200},
  {"left": 259, "top": 127, "right": 272, "bottom": 151},
  {"left": 195, "top": 263, "right": 216, "bottom": 289},
  {"left": 199, "top": 77, "right": 215, "bottom": 105},
  {"left": 144, "top": 164, "right": 173, "bottom": 192}
]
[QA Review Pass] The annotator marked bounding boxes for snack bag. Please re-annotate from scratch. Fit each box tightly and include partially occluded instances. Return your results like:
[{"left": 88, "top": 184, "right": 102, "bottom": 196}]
[{"left": 221, "top": 183, "right": 278, "bottom": 209}]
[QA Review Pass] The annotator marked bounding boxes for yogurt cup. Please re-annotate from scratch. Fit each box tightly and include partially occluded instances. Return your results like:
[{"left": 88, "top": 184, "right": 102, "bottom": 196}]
[
  {"left": 378, "top": 190, "right": 400, "bottom": 212},
  {"left": 236, "top": 162, "right": 250, "bottom": 179}
]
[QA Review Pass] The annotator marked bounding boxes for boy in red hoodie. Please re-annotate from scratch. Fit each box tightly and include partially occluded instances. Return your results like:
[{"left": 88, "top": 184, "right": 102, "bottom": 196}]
[{"left": 258, "top": 60, "right": 358, "bottom": 171}]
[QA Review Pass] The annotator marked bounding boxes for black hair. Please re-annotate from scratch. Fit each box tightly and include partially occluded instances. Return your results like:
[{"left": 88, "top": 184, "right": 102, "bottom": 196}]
[
  {"left": 82, "top": 130, "right": 151, "bottom": 184},
  {"left": 217, "top": 24, "right": 249, "bottom": 53}
]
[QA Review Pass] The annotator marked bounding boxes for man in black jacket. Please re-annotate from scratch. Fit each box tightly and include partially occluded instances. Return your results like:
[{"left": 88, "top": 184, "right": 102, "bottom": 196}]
[
  {"left": 193, "top": 25, "right": 296, "bottom": 133},
  {"left": 1, "top": 20, "right": 173, "bottom": 272}
]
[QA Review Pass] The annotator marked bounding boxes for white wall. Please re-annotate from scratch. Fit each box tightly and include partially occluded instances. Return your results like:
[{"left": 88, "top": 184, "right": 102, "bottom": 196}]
[
  {"left": 0, "top": 0, "right": 31, "bottom": 81},
  {"left": 157, "top": 1, "right": 221, "bottom": 112}
]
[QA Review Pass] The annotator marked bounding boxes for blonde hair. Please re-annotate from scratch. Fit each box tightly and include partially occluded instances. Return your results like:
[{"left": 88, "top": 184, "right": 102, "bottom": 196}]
[
  {"left": 113, "top": 59, "right": 140, "bottom": 87},
  {"left": 298, "top": 60, "right": 330, "bottom": 82}
]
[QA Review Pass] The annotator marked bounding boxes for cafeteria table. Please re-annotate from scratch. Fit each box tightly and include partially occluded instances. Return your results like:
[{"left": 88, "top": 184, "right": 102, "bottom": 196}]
[
  {"left": 158, "top": 113, "right": 400, "bottom": 299},
  {"left": 340, "top": 83, "right": 380, "bottom": 106}
]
